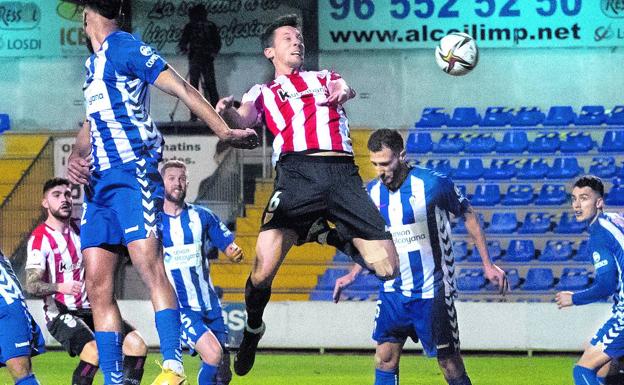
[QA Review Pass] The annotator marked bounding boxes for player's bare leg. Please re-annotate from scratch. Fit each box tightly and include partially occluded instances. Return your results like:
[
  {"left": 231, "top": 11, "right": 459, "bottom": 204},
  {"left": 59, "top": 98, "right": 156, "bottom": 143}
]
[
  {"left": 374, "top": 342, "right": 402, "bottom": 383},
  {"left": 352, "top": 238, "right": 399, "bottom": 280},
  {"left": 574, "top": 346, "right": 612, "bottom": 384},
  {"left": 6, "top": 356, "right": 38, "bottom": 384},
  {"left": 83, "top": 247, "right": 123, "bottom": 333},
  {"left": 234, "top": 228, "right": 298, "bottom": 376}
]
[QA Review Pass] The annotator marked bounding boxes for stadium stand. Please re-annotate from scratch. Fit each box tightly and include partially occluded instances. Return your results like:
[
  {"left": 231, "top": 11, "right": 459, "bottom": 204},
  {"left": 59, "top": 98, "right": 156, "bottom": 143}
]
[
  {"left": 575, "top": 105, "right": 606, "bottom": 125},
  {"left": 447, "top": 107, "right": 481, "bottom": 127},
  {"left": 543, "top": 105, "right": 576, "bottom": 126}
]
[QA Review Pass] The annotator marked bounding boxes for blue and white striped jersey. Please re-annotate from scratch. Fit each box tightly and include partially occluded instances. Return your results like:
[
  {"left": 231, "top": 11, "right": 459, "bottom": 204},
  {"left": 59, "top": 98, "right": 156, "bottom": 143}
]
[
  {"left": 0, "top": 250, "right": 25, "bottom": 307},
  {"left": 161, "top": 204, "right": 234, "bottom": 312},
  {"left": 587, "top": 213, "right": 624, "bottom": 316},
  {"left": 367, "top": 166, "right": 469, "bottom": 299},
  {"left": 83, "top": 30, "right": 167, "bottom": 172}
]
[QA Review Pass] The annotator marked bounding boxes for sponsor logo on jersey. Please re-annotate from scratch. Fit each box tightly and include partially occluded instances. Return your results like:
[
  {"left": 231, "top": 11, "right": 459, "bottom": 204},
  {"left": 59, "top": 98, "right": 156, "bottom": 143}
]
[
  {"left": 59, "top": 261, "right": 81, "bottom": 273},
  {"left": 277, "top": 86, "right": 327, "bottom": 102},
  {"left": 593, "top": 251, "right": 602, "bottom": 263},
  {"left": 145, "top": 53, "right": 160, "bottom": 68},
  {"left": 87, "top": 93, "right": 104, "bottom": 106},
  {"left": 140, "top": 45, "right": 153, "bottom": 56},
  {"left": 14, "top": 341, "right": 29, "bottom": 348}
]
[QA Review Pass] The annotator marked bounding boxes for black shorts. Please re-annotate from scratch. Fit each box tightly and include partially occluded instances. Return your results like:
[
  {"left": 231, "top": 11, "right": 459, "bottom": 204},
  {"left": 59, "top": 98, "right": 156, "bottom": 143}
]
[
  {"left": 261, "top": 154, "right": 391, "bottom": 244},
  {"left": 47, "top": 309, "right": 135, "bottom": 357}
]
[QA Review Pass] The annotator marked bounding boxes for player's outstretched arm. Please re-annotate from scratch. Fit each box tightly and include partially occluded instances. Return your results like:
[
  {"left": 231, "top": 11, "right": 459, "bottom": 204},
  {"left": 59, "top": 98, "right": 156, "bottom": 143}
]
[
  {"left": 215, "top": 96, "right": 259, "bottom": 129},
  {"left": 318, "top": 78, "right": 356, "bottom": 107},
  {"left": 67, "top": 120, "right": 92, "bottom": 185},
  {"left": 463, "top": 205, "right": 508, "bottom": 295},
  {"left": 154, "top": 67, "right": 258, "bottom": 149},
  {"left": 333, "top": 264, "right": 364, "bottom": 303}
]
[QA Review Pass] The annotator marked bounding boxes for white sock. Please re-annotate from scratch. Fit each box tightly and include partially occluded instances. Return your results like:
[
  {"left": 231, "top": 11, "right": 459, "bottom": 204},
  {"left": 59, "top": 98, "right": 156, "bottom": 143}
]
[{"left": 163, "top": 359, "right": 184, "bottom": 376}]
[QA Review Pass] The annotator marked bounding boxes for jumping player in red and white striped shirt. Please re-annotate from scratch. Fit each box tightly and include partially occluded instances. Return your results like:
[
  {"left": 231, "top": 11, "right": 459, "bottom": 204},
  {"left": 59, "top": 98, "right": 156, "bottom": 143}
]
[
  {"left": 215, "top": 14, "right": 400, "bottom": 377},
  {"left": 25, "top": 178, "right": 148, "bottom": 385}
]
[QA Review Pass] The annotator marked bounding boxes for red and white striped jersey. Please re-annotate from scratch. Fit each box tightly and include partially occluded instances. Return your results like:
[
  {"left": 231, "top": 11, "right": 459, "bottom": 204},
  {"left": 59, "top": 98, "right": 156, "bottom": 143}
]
[
  {"left": 26, "top": 223, "right": 89, "bottom": 321},
  {"left": 242, "top": 70, "right": 354, "bottom": 164}
]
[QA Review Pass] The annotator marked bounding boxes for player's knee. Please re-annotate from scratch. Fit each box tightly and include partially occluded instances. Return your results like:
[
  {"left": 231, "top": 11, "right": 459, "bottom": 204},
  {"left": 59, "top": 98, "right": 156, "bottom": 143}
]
[
  {"left": 374, "top": 350, "right": 398, "bottom": 371},
  {"left": 6, "top": 356, "right": 32, "bottom": 380},
  {"left": 80, "top": 340, "right": 99, "bottom": 365},
  {"left": 123, "top": 331, "right": 148, "bottom": 356},
  {"left": 371, "top": 258, "right": 398, "bottom": 281}
]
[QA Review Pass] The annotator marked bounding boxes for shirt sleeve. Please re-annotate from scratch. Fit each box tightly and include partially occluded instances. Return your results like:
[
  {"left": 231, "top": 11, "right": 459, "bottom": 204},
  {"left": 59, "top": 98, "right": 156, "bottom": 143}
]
[
  {"left": 439, "top": 174, "right": 470, "bottom": 217},
  {"left": 572, "top": 243, "right": 618, "bottom": 305},
  {"left": 26, "top": 233, "right": 49, "bottom": 271},
  {"left": 201, "top": 208, "right": 235, "bottom": 253},
  {"left": 108, "top": 37, "right": 167, "bottom": 84},
  {"left": 241, "top": 84, "right": 264, "bottom": 124}
]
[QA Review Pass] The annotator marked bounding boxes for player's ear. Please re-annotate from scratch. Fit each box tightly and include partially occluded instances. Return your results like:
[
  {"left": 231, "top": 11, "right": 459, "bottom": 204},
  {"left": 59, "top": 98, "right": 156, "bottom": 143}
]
[
  {"left": 41, "top": 197, "right": 48, "bottom": 209},
  {"left": 264, "top": 47, "right": 274, "bottom": 61},
  {"left": 596, "top": 196, "right": 604, "bottom": 211},
  {"left": 399, "top": 149, "right": 406, "bottom": 162}
]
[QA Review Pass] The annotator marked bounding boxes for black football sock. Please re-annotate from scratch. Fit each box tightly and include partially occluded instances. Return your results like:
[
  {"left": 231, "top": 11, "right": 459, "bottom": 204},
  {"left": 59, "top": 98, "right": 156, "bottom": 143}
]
[
  {"left": 72, "top": 360, "right": 98, "bottom": 385},
  {"left": 245, "top": 276, "right": 271, "bottom": 330},
  {"left": 123, "top": 355, "right": 146, "bottom": 385}
]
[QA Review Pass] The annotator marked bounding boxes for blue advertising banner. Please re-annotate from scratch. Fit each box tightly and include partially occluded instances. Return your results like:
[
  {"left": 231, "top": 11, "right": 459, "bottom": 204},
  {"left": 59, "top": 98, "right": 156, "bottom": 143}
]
[
  {"left": 319, "top": 0, "right": 624, "bottom": 49},
  {"left": 221, "top": 302, "right": 246, "bottom": 348}
]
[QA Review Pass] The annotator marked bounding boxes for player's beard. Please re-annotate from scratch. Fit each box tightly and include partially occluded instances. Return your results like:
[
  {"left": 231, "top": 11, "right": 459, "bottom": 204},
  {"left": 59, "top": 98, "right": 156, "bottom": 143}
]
[
  {"left": 165, "top": 189, "right": 186, "bottom": 205},
  {"left": 50, "top": 206, "right": 72, "bottom": 221}
]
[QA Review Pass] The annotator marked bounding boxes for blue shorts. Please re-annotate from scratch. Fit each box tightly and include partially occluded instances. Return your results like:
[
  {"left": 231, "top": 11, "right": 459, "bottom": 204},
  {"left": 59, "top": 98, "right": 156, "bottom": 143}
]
[
  {"left": 590, "top": 315, "right": 624, "bottom": 358},
  {"left": 81, "top": 158, "right": 163, "bottom": 249},
  {"left": 0, "top": 301, "right": 45, "bottom": 365},
  {"left": 372, "top": 289, "right": 460, "bottom": 358},
  {"left": 180, "top": 306, "right": 228, "bottom": 355}
]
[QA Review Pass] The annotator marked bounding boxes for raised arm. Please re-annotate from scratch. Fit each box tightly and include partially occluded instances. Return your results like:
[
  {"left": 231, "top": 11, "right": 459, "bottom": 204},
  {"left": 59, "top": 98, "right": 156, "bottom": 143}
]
[{"left": 215, "top": 96, "right": 260, "bottom": 129}]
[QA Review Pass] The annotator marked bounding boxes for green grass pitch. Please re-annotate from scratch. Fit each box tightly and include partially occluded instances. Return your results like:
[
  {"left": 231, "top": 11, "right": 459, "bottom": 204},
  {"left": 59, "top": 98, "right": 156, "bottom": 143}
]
[{"left": 0, "top": 351, "right": 577, "bottom": 384}]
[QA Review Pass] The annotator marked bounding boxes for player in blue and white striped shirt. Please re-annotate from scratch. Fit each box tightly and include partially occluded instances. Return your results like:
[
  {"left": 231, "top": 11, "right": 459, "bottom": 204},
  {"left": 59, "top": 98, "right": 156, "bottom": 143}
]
[
  {"left": 556, "top": 175, "right": 624, "bottom": 385},
  {"left": 0, "top": 250, "right": 45, "bottom": 385},
  {"left": 161, "top": 160, "right": 243, "bottom": 385},
  {"left": 334, "top": 129, "right": 506, "bottom": 385}
]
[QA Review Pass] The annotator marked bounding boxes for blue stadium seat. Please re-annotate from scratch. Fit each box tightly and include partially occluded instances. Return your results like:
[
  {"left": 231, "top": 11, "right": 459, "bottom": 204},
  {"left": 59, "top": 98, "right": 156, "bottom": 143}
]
[
  {"left": 453, "top": 158, "right": 484, "bottom": 180},
  {"left": 349, "top": 273, "right": 380, "bottom": 291},
  {"left": 555, "top": 213, "right": 587, "bottom": 234},
  {"left": 415, "top": 107, "right": 449, "bottom": 128},
  {"left": 574, "top": 240, "right": 591, "bottom": 262},
  {"left": 523, "top": 268, "right": 555, "bottom": 290},
  {"left": 555, "top": 268, "right": 590, "bottom": 291},
  {"left": 560, "top": 132, "right": 595, "bottom": 153},
  {"left": 406, "top": 132, "right": 432, "bottom": 154},
  {"left": 487, "top": 212, "right": 518, "bottom": 234},
  {"left": 469, "top": 240, "right": 503, "bottom": 262},
  {"left": 589, "top": 157, "right": 617, "bottom": 178},
  {"left": 528, "top": 132, "right": 560, "bottom": 153},
  {"left": 502, "top": 184, "right": 534, "bottom": 206},
  {"left": 333, "top": 251, "right": 351, "bottom": 263},
  {"left": 600, "top": 130, "right": 624, "bottom": 152},
  {"left": 341, "top": 289, "right": 374, "bottom": 301},
  {"left": 453, "top": 241, "right": 469, "bottom": 261},
  {"left": 547, "top": 158, "right": 584, "bottom": 179},
  {"left": 433, "top": 133, "right": 465, "bottom": 153},
  {"left": 535, "top": 184, "right": 567, "bottom": 205},
  {"left": 447, "top": 107, "right": 481, "bottom": 127},
  {"left": 481, "top": 107, "right": 513, "bottom": 127},
  {"left": 503, "top": 240, "right": 536, "bottom": 262},
  {"left": 539, "top": 240, "right": 574, "bottom": 261},
  {"left": 517, "top": 158, "right": 549, "bottom": 179},
  {"left": 543, "top": 105, "right": 577, "bottom": 126},
  {"left": 453, "top": 213, "right": 486, "bottom": 235},
  {"left": 457, "top": 269, "right": 486, "bottom": 291},
  {"left": 575, "top": 105, "right": 607, "bottom": 126},
  {"left": 511, "top": 107, "right": 545, "bottom": 126},
  {"left": 471, "top": 184, "right": 501, "bottom": 206},
  {"left": 426, "top": 159, "right": 453, "bottom": 176},
  {"left": 309, "top": 290, "right": 335, "bottom": 301},
  {"left": 519, "top": 212, "right": 553, "bottom": 234},
  {"left": 606, "top": 105, "right": 624, "bottom": 125},
  {"left": 465, "top": 133, "right": 496, "bottom": 153},
  {"left": 0, "top": 114, "right": 9, "bottom": 133},
  {"left": 484, "top": 159, "right": 517, "bottom": 179},
  {"left": 496, "top": 131, "right": 528, "bottom": 153},
  {"left": 485, "top": 268, "right": 521, "bottom": 291},
  {"left": 606, "top": 185, "right": 624, "bottom": 205},
  {"left": 316, "top": 268, "right": 350, "bottom": 290}
]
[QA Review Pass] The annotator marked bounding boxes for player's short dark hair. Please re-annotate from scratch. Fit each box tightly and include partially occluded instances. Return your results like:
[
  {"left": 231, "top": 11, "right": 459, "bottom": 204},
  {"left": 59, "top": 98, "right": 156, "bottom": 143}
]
[
  {"left": 83, "top": 0, "right": 122, "bottom": 20},
  {"left": 261, "top": 14, "right": 301, "bottom": 49},
  {"left": 43, "top": 177, "right": 71, "bottom": 194},
  {"left": 573, "top": 175, "right": 605, "bottom": 197},
  {"left": 161, "top": 160, "right": 187, "bottom": 176},
  {"left": 189, "top": 4, "right": 207, "bottom": 21},
  {"left": 367, "top": 129, "right": 404, "bottom": 154}
]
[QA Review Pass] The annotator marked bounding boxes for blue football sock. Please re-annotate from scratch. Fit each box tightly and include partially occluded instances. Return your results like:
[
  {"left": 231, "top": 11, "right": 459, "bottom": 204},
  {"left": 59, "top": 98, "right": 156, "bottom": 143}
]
[
  {"left": 573, "top": 365, "right": 600, "bottom": 385},
  {"left": 15, "top": 374, "right": 40, "bottom": 385},
  {"left": 198, "top": 362, "right": 218, "bottom": 385},
  {"left": 155, "top": 309, "right": 182, "bottom": 363},
  {"left": 95, "top": 331, "right": 123, "bottom": 385},
  {"left": 447, "top": 372, "right": 473, "bottom": 385},
  {"left": 374, "top": 368, "right": 398, "bottom": 385}
]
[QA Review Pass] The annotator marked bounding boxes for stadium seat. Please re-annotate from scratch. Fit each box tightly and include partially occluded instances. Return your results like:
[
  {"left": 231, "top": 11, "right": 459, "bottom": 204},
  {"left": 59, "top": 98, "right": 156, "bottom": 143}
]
[
  {"left": 447, "top": 107, "right": 481, "bottom": 127},
  {"left": 573, "top": 240, "right": 591, "bottom": 262},
  {"left": 433, "top": 133, "right": 465, "bottom": 153},
  {"left": 600, "top": 130, "right": 624, "bottom": 152},
  {"left": 0, "top": 114, "right": 9, "bottom": 133},
  {"left": 487, "top": 212, "right": 518, "bottom": 234},
  {"left": 523, "top": 268, "right": 555, "bottom": 290},
  {"left": 405, "top": 132, "right": 433, "bottom": 154},
  {"left": 309, "top": 290, "right": 335, "bottom": 301},
  {"left": 457, "top": 269, "right": 486, "bottom": 291},
  {"left": 453, "top": 158, "right": 484, "bottom": 180},
  {"left": 543, "top": 105, "right": 577, "bottom": 126},
  {"left": 316, "top": 268, "right": 350, "bottom": 290},
  {"left": 539, "top": 240, "right": 574, "bottom": 261},
  {"left": 519, "top": 212, "right": 553, "bottom": 234},
  {"left": 606, "top": 185, "right": 624, "bottom": 205},
  {"left": 415, "top": 107, "right": 449, "bottom": 128},
  {"left": 606, "top": 105, "right": 624, "bottom": 125},
  {"left": 426, "top": 159, "right": 453, "bottom": 176},
  {"left": 453, "top": 241, "right": 469, "bottom": 261},
  {"left": 348, "top": 273, "right": 380, "bottom": 291},
  {"left": 333, "top": 251, "right": 351, "bottom": 263},
  {"left": 535, "top": 184, "right": 567, "bottom": 205},
  {"left": 575, "top": 105, "right": 607, "bottom": 126},
  {"left": 453, "top": 213, "right": 486, "bottom": 235},
  {"left": 485, "top": 268, "right": 521, "bottom": 291},
  {"left": 528, "top": 132, "right": 560, "bottom": 153},
  {"left": 555, "top": 213, "right": 587, "bottom": 234},
  {"left": 502, "top": 184, "right": 534, "bottom": 206},
  {"left": 484, "top": 159, "right": 517, "bottom": 179},
  {"left": 503, "top": 240, "right": 536, "bottom": 262},
  {"left": 481, "top": 106, "right": 513, "bottom": 127},
  {"left": 555, "top": 268, "right": 590, "bottom": 291},
  {"left": 468, "top": 240, "right": 502, "bottom": 262},
  {"left": 560, "top": 132, "right": 595, "bottom": 153},
  {"left": 471, "top": 184, "right": 501, "bottom": 206},
  {"left": 464, "top": 133, "right": 496, "bottom": 153},
  {"left": 510, "top": 107, "right": 545, "bottom": 126},
  {"left": 517, "top": 158, "right": 549, "bottom": 179},
  {"left": 341, "top": 289, "right": 373, "bottom": 301},
  {"left": 496, "top": 131, "right": 528, "bottom": 153},
  {"left": 547, "top": 158, "right": 584, "bottom": 179},
  {"left": 589, "top": 157, "right": 617, "bottom": 178}
]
